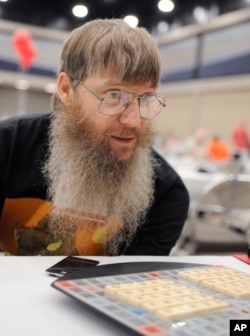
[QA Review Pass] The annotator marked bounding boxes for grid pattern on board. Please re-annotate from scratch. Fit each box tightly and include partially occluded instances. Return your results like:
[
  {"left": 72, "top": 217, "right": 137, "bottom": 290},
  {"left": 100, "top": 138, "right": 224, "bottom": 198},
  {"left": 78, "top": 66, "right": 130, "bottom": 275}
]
[{"left": 54, "top": 265, "right": 250, "bottom": 336}]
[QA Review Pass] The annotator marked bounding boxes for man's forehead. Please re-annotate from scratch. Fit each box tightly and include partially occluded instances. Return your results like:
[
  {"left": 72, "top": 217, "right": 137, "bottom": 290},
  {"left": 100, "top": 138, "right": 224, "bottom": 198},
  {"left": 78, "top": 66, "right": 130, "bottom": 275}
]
[{"left": 86, "top": 74, "right": 155, "bottom": 89}]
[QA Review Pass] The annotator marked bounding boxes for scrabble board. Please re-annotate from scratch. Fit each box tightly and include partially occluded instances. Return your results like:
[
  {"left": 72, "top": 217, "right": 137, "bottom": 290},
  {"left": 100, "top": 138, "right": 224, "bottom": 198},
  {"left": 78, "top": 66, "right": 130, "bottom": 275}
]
[{"left": 52, "top": 264, "right": 250, "bottom": 336}]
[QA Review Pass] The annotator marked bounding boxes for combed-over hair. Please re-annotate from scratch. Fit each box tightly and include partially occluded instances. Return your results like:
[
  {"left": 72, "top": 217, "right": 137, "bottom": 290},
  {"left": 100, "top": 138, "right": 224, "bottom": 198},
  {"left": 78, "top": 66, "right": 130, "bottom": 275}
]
[{"left": 58, "top": 18, "right": 161, "bottom": 86}]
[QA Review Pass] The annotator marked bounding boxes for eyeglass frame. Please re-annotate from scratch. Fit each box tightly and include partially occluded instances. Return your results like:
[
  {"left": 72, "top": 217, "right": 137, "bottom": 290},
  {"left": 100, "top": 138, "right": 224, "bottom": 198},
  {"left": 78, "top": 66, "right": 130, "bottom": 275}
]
[{"left": 71, "top": 76, "right": 166, "bottom": 120}]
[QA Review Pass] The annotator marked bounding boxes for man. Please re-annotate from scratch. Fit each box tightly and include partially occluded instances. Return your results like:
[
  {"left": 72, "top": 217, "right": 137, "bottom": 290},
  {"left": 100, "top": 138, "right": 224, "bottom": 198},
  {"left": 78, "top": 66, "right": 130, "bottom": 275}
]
[{"left": 0, "top": 19, "right": 189, "bottom": 256}]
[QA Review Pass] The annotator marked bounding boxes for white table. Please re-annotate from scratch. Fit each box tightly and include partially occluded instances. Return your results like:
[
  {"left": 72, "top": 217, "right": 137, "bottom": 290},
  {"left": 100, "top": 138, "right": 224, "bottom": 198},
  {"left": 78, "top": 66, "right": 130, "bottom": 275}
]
[{"left": 0, "top": 255, "right": 249, "bottom": 336}]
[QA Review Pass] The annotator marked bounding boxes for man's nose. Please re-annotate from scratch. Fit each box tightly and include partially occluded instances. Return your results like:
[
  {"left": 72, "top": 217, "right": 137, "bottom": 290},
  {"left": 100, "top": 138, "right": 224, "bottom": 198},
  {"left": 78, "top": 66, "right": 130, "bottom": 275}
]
[{"left": 118, "top": 100, "right": 141, "bottom": 127}]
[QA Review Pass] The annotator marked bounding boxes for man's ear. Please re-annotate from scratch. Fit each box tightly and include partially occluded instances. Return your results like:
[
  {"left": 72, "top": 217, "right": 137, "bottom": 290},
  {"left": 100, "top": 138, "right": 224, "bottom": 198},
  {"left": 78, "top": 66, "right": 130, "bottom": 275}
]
[{"left": 57, "top": 72, "right": 74, "bottom": 105}]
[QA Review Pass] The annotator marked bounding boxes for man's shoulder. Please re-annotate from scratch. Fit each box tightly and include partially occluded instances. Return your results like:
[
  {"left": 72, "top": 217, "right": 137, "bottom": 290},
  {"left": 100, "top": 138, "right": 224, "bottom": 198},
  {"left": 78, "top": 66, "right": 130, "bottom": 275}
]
[
  {"left": 151, "top": 148, "right": 180, "bottom": 181},
  {"left": 0, "top": 111, "right": 52, "bottom": 130},
  {"left": 0, "top": 112, "right": 52, "bottom": 144},
  {"left": 151, "top": 148, "right": 190, "bottom": 205}
]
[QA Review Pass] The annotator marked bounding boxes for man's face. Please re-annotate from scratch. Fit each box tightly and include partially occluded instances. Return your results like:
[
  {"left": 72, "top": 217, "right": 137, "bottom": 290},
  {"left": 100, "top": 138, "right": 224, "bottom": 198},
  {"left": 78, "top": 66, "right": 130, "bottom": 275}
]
[{"left": 59, "top": 74, "right": 154, "bottom": 161}]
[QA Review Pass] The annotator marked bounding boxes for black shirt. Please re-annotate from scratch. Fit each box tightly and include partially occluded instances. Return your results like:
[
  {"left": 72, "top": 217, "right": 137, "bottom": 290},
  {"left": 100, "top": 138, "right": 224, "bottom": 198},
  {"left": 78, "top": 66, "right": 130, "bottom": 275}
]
[{"left": 0, "top": 112, "right": 189, "bottom": 255}]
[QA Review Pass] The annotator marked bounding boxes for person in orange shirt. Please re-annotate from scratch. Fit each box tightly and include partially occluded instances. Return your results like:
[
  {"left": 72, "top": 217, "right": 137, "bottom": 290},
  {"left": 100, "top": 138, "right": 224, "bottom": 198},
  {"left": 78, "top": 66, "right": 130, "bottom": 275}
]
[{"left": 206, "top": 135, "right": 231, "bottom": 161}]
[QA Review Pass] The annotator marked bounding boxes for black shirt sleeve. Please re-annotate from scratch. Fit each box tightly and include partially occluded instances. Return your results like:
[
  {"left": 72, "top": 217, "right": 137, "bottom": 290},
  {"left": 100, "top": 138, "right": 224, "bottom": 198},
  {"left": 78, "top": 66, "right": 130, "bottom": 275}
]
[{"left": 124, "top": 150, "right": 190, "bottom": 256}]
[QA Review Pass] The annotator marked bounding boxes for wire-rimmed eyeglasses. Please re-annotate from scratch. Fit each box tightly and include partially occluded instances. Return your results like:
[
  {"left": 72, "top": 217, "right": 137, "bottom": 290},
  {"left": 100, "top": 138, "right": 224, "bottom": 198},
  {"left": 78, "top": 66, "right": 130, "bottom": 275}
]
[{"left": 73, "top": 78, "right": 166, "bottom": 120}]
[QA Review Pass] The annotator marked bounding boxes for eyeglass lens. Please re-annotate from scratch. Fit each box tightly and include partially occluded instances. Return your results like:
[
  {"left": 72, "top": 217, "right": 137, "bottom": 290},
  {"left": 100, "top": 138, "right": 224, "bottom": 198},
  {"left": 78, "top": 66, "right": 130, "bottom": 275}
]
[{"left": 100, "top": 91, "right": 164, "bottom": 119}]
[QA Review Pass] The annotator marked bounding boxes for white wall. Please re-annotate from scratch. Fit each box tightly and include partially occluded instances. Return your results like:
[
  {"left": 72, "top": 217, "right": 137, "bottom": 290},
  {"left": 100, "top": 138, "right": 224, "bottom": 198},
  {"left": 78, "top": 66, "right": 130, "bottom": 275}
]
[{"left": 156, "top": 74, "right": 250, "bottom": 145}]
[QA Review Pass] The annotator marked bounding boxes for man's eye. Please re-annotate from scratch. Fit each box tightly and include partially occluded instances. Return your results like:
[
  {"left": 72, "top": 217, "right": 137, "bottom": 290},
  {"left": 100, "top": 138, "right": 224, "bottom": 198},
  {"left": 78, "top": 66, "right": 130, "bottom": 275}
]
[
  {"left": 106, "top": 91, "right": 121, "bottom": 101},
  {"left": 142, "top": 94, "right": 154, "bottom": 102}
]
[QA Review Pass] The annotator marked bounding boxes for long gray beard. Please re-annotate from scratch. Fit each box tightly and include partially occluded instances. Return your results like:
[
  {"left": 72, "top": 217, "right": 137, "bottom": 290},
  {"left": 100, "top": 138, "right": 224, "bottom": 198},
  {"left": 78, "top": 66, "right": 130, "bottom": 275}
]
[{"left": 43, "top": 111, "right": 155, "bottom": 255}]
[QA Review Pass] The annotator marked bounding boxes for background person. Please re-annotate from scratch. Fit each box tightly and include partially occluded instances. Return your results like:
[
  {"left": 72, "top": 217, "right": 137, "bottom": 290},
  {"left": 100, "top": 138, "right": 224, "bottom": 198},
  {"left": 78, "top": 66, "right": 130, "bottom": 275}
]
[{"left": 206, "top": 135, "right": 231, "bottom": 161}]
